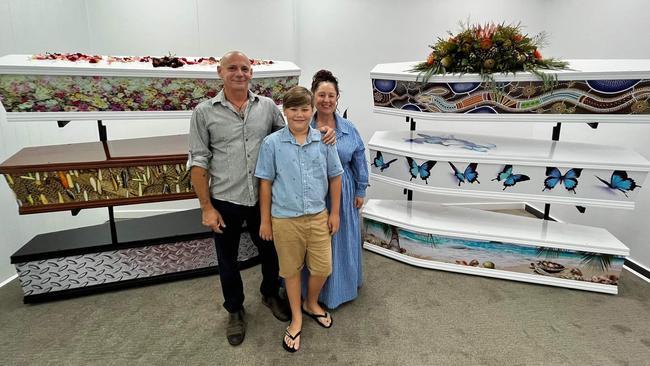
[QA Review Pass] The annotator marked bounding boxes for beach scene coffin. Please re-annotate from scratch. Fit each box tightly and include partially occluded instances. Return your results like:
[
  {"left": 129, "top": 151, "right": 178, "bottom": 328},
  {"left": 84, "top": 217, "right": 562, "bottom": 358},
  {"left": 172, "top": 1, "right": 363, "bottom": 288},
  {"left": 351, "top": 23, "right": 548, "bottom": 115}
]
[{"left": 362, "top": 199, "right": 629, "bottom": 294}]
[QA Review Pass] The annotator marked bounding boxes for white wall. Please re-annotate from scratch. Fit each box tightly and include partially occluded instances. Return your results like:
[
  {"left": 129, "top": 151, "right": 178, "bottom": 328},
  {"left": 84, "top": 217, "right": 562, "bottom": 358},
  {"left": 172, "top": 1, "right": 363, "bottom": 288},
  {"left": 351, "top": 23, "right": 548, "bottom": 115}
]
[
  {"left": 0, "top": 0, "right": 296, "bottom": 282},
  {"left": 1, "top": 0, "right": 649, "bottom": 283}
]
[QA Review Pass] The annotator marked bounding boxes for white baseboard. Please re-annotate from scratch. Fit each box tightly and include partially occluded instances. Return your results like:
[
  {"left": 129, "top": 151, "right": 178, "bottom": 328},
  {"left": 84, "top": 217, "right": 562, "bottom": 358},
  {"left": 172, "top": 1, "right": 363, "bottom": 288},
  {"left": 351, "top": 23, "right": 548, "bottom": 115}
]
[
  {"left": 0, "top": 274, "right": 17, "bottom": 288},
  {"left": 624, "top": 258, "right": 650, "bottom": 284}
]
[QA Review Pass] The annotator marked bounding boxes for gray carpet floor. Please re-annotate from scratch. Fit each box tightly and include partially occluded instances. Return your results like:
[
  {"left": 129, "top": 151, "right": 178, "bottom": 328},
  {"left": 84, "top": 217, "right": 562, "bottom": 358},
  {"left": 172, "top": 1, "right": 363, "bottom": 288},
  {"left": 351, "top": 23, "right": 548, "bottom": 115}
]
[{"left": 1, "top": 250, "right": 649, "bottom": 365}]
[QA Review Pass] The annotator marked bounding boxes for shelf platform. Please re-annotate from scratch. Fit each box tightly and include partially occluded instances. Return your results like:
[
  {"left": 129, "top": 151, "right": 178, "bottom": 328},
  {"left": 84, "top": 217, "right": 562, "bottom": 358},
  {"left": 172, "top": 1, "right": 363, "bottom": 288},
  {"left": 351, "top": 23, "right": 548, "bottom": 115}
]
[
  {"left": 368, "top": 130, "right": 650, "bottom": 209},
  {"left": 11, "top": 209, "right": 258, "bottom": 303},
  {"left": 362, "top": 200, "right": 628, "bottom": 294},
  {"left": 0, "top": 54, "right": 299, "bottom": 121},
  {"left": 0, "top": 134, "right": 197, "bottom": 214},
  {"left": 371, "top": 59, "right": 650, "bottom": 123}
]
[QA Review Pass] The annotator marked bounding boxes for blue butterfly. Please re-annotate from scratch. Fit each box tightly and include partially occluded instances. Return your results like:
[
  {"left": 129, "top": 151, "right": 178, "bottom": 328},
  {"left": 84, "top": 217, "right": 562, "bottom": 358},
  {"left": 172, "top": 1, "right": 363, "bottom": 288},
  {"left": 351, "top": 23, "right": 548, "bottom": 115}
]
[
  {"left": 543, "top": 167, "right": 582, "bottom": 193},
  {"left": 373, "top": 151, "right": 397, "bottom": 172},
  {"left": 595, "top": 170, "right": 641, "bottom": 197},
  {"left": 406, "top": 157, "right": 436, "bottom": 184},
  {"left": 492, "top": 165, "right": 530, "bottom": 190},
  {"left": 449, "top": 162, "right": 480, "bottom": 186}
]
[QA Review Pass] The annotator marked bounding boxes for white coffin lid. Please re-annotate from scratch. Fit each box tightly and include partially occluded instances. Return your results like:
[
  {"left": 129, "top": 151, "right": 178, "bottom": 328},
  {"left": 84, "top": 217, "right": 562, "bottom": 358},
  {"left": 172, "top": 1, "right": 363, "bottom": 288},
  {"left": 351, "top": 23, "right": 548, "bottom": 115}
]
[
  {"left": 0, "top": 54, "right": 300, "bottom": 79},
  {"left": 371, "top": 59, "right": 650, "bottom": 83},
  {"left": 368, "top": 130, "right": 650, "bottom": 171},
  {"left": 362, "top": 199, "right": 629, "bottom": 256}
]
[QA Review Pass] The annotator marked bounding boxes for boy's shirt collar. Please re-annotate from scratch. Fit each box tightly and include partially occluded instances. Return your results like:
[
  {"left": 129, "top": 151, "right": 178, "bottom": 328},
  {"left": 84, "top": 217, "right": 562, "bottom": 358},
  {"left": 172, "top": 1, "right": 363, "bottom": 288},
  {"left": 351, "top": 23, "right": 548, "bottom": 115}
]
[{"left": 279, "top": 125, "right": 322, "bottom": 145}]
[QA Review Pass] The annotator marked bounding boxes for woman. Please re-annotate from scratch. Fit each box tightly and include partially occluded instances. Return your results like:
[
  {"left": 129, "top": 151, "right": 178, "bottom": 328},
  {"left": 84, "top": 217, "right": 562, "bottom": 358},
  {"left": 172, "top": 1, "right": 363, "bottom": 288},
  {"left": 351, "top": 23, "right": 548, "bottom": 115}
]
[{"left": 306, "top": 69, "right": 369, "bottom": 309}]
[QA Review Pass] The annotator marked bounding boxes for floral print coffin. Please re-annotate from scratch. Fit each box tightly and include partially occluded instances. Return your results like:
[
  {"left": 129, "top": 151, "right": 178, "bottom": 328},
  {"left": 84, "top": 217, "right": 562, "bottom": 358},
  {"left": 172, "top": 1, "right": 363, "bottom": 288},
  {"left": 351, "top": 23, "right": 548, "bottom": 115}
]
[{"left": 0, "top": 55, "right": 299, "bottom": 120}]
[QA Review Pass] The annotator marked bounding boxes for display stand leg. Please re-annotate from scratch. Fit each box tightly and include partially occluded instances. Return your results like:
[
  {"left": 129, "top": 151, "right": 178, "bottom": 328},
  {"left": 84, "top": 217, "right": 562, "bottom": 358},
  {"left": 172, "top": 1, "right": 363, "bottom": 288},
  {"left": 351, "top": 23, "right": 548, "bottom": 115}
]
[{"left": 96, "top": 119, "right": 118, "bottom": 244}]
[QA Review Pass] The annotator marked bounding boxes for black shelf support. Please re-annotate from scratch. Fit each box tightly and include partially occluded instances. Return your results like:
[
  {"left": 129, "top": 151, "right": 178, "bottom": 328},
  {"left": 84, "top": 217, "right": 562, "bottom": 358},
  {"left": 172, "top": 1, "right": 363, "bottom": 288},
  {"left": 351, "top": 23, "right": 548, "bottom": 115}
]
[
  {"left": 95, "top": 119, "right": 118, "bottom": 244},
  {"left": 57, "top": 120, "right": 71, "bottom": 128},
  {"left": 404, "top": 116, "right": 416, "bottom": 201}
]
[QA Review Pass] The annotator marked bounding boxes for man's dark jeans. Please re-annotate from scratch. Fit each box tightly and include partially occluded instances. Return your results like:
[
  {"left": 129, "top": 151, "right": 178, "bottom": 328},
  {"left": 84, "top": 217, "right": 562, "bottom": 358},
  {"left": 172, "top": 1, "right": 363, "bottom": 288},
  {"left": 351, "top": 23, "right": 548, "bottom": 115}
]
[{"left": 211, "top": 199, "right": 281, "bottom": 313}]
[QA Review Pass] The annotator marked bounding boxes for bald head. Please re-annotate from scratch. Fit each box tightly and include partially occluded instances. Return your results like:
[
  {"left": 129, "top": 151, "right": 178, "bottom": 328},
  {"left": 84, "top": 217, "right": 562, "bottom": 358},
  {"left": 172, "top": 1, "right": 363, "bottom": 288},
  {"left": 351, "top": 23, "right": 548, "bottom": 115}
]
[
  {"left": 220, "top": 51, "right": 250, "bottom": 68},
  {"left": 218, "top": 50, "right": 253, "bottom": 94}
]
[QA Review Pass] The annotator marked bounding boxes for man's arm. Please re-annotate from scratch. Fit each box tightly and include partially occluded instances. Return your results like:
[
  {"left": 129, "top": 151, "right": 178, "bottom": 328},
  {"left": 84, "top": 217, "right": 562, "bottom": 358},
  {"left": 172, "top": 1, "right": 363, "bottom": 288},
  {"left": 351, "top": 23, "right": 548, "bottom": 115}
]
[
  {"left": 191, "top": 166, "right": 225, "bottom": 233},
  {"left": 327, "top": 175, "right": 342, "bottom": 235},
  {"left": 259, "top": 179, "right": 273, "bottom": 241}
]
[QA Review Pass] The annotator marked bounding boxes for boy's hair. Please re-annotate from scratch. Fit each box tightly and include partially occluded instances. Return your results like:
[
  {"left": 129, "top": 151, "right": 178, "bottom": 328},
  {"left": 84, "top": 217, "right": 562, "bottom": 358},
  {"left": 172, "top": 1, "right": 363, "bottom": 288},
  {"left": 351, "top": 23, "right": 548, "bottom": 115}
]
[{"left": 283, "top": 86, "right": 313, "bottom": 108}]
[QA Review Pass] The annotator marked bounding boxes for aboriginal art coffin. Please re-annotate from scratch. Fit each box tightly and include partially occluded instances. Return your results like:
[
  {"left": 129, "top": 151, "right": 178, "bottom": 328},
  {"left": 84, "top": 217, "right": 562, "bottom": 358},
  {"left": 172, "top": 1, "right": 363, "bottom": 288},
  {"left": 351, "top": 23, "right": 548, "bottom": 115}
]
[
  {"left": 368, "top": 130, "right": 650, "bottom": 209},
  {"left": 362, "top": 200, "right": 629, "bottom": 294},
  {"left": 371, "top": 60, "right": 650, "bottom": 123}
]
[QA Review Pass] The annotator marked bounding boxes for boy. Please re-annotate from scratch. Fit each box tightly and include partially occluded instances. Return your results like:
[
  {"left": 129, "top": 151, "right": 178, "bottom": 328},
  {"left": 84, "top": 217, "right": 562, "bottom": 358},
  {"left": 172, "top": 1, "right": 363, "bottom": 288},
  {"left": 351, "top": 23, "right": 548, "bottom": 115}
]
[{"left": 255, "top": 86, "right": 343, "bottom": 353}]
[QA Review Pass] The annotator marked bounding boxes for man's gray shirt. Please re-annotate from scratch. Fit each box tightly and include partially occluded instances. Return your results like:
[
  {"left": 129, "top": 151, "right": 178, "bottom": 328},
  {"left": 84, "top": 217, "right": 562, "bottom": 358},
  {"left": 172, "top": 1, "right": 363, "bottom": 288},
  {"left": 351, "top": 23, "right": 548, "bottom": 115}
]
[{"left": 188, "top": 90, "right": 285, "bottom": 206}]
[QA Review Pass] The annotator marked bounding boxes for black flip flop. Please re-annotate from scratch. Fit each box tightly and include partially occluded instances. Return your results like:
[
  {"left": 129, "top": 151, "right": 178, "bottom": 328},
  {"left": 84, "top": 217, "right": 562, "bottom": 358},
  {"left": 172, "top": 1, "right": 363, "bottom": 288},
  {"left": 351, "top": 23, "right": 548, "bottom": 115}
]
[
  {"left": 302, "top": 306, "right": 333, "bottom": 328},
  {"left": 282, "top": 327, "right": 301, "bottom": 353}
]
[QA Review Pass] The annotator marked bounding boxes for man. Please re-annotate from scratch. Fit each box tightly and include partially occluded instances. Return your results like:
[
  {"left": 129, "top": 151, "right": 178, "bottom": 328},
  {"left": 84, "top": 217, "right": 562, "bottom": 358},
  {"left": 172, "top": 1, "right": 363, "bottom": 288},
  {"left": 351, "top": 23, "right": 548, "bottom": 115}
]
[{"left": 188, "top": 51, "right": 334, "bottom": 346}]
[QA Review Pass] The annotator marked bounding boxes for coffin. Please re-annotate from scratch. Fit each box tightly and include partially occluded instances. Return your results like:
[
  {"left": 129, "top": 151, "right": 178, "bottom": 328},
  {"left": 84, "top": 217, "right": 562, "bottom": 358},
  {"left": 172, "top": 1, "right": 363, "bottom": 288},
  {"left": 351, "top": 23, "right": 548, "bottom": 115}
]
[
  {"left": 0, "top": 134, "right": 195, "bottom": 214},
  {"left": 11, "top": 209, "right": 259, "bottom": 303},
  {"left": 362, "top": 200, "right": 628, "bottom": 294},
  {"left": 368, "top": 130, "right": 650, "bottom": 209},
  {"left": 371, "top": 60, "right": 650, "bottom": 123},
  {"left": 0, "top": 54, "right": 299, "bottom": 122}
]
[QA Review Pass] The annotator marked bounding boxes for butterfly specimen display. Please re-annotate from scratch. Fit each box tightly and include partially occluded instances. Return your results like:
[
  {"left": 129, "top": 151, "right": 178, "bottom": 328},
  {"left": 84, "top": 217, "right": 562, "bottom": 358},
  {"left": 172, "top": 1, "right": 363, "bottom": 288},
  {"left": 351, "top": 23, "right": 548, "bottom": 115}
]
[
  {"left": 492, "top": 165, "right": 530, "bottom": 190},
  {"left": 542, "top": 167, "right": 583, "bottom": 194},
  {"left": 449, "top": 162, "right": 480, "bottom": 186},
  {"left": 406, "top": 157, "right": 436, "bottom": 184},
  {"left": 595, "top": 170, "right": 641, "bottom": 197},
  {"left": 373, "top": 151, "right": 398, "bottom": 172}
]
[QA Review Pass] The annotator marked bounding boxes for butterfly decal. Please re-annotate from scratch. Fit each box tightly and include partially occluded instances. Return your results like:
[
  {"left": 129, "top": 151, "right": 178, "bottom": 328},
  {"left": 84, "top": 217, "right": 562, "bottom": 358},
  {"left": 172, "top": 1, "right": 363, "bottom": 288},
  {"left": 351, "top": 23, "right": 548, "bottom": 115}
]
[
  {"left": 595, "top": 170, "right": 641, "bottom": 197},
  {"left": 449, "top": 162, "right": 480, "bottom": 186},
  {"left": 406, "top": 157, "right": 436, "bottom": 184},
  {"left": 542, "top": 167, "right": 582, "bottom": 193},
  {"left": 492, "top": 165, "right": 530, "bottom": 190},
  {"left": 373, "top": 151, "right": 397, "bottom": 172}
]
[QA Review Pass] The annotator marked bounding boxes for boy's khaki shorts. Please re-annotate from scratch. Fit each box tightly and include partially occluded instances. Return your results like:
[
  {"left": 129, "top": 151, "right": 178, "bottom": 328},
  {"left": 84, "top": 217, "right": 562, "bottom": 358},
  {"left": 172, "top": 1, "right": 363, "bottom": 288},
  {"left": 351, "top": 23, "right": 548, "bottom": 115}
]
[{"left": 271, "top": 210, "right": 332, "bottom": 278}]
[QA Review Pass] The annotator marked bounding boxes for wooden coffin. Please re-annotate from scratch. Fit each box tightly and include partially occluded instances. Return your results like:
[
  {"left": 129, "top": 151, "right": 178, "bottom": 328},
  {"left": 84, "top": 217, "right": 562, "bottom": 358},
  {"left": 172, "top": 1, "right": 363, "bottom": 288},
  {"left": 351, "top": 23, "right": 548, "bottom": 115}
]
[
  {"left": 362, "top": 199, "right": 629, "bottom": 294},
  {"left": 371, "top": 60, "right": 650, "bottom": 123},
  {"left": 368, "top": 130, "right": 650, "bottom": 209},
  {"left": 0, "top": 54, "right": 299, "bottom": 122},
  {"left": 0, "top": 134, "right": 195, "bottom": 214}
]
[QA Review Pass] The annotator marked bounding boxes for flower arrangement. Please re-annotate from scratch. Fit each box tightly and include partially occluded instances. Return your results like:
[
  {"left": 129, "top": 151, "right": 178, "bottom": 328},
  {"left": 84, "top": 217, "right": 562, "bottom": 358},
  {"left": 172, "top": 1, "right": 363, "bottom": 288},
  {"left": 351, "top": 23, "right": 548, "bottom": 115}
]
[{"left": 411, "top": 21, "right": 568, "bottom": 89}]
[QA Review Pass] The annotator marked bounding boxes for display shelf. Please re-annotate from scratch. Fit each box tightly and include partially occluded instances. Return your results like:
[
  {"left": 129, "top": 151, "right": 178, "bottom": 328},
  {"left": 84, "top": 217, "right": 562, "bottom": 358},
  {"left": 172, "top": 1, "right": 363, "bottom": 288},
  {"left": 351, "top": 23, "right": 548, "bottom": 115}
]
[
  {"left": 11, "top": 209, "right": 258, "bottom": 303},
  {"left": 370, "top": 59, "right": 650, "bottom": 123},
  {"left": 0, "top": 54, "right": 299, "bottom": 121},
  {"left": 362, "top": 200, "right": 628, "bottom": 294},
  {"left": 368, "top": 130, "right": 650, "bottom": 209},
  {"left": 0, "top": 134, "right": 195, "bottom": 214}
]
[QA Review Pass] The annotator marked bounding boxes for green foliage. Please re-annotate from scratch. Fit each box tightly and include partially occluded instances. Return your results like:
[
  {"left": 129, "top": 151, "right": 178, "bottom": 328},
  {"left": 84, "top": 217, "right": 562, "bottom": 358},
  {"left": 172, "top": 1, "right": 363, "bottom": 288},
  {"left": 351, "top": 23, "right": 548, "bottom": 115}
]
[{"left": 411, "top": 21, "right": 569, "bottom": 91}]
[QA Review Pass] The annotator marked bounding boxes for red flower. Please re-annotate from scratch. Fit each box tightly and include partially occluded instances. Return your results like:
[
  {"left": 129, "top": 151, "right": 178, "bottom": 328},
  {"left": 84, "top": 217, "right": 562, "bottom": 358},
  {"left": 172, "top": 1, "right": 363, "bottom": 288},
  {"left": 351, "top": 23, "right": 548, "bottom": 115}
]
[
  {"left": 480, "top": 38, "right": 493, "bottom": 50},
  {"left": 426, "top": 53, "right": 435, "bottom": 65},
  {"left": 513, "top": 34, "right": 523, "bottom": 43},
  {"left": 533, "top": 49, "right": 542, "bottom": 60}
]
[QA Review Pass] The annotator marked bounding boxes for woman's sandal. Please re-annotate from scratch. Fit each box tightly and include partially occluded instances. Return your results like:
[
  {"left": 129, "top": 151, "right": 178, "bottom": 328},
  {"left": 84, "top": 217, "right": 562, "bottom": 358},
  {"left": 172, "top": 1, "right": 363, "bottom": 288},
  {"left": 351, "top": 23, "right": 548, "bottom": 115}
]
[
  {"left": 282, "top": 327, "right": 301, "bottom": 353},
  {"left": 302, "top": 306, "right": 333, "bottom": 328}
]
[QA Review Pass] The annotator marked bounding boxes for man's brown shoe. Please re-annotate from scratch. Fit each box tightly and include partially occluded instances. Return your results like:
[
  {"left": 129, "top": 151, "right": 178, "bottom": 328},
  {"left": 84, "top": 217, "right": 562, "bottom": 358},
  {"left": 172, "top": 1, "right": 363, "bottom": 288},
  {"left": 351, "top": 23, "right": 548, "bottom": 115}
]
[
  {"left": 262, "top": 296, "right": 291, "bottom": 322},
  {"left": 226, "top": 309, "right": 246, "bottom": 346}
]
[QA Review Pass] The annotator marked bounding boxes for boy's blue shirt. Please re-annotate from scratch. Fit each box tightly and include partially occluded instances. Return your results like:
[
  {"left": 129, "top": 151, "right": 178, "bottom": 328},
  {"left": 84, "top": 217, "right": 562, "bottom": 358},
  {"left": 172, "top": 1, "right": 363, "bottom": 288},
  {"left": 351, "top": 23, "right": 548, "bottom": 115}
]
[{"left": 255, "top": 125, "right": 344, "bottom": 218}]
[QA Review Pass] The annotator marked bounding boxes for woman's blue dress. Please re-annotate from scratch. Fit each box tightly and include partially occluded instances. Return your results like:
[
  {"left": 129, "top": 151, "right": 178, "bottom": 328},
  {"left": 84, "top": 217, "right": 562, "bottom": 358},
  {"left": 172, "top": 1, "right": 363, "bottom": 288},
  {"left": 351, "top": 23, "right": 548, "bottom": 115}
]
[{"left": 304, "top": 114, "right": 369, "bottom": 309}]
